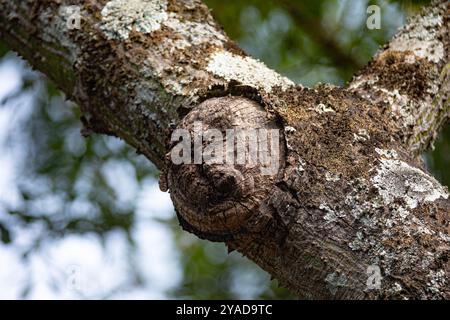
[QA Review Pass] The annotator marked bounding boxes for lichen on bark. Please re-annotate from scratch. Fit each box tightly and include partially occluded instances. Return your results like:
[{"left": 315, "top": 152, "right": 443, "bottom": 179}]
[
  {"left": 0, "top": 0, "right": 449, "bottom": 299},
  {"left": 100, "top": 0, "right": 169, "bottom": 40}
]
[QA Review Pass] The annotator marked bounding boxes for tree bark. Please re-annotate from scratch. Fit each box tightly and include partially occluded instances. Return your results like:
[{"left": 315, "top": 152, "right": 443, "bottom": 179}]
[{"left": 0, "top": 0, "right": 448, "bottom": 299}]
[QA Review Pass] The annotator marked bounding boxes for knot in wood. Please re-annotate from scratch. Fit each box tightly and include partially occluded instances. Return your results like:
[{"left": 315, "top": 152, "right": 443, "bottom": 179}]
[{"left": 166, "top": 96, "right": 284, "bottom": 241}]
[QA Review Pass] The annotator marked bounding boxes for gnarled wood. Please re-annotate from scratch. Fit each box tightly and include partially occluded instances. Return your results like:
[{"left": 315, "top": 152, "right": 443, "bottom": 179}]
[{"left": 0, "top": 0, "right": 448, "bottom": 299}]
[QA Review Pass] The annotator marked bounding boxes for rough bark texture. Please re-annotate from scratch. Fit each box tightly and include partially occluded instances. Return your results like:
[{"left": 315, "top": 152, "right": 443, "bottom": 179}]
[
  {"left": 0, "top": 0, "right": 449, "bottom": 299},
  {"left": 349, "top": 2, "right": 449, "bottom": 156}
]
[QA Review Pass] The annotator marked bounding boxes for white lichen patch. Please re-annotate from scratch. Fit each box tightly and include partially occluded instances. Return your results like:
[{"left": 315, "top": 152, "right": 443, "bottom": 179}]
[
  {"left": 296, "top": 158, "right": 306, "bottom": 173},
  {"left": 343, "top": 178, "right": 374, "bottom": 220},
  {"left": 309, "top": 103, "right": 336, "bottom": 115},
  {"left": 325, "top": 171, "right": 341, "bottom": 182},
  {"left": 164, "top": 14, "right": 226, "bottom": 48},
  {"left": 393, "top": 206, "right": 409, "bottom": 220},
  {"left": 378, "top": 88, "right": 417, "bottom": 125},
  {"left": 284, "top": 126, "right": 296, "bottom": 134},
  {"left": 389, "top": 12, "right": 444, "bottom": 64},
  {"left": 426, "top": 269, "right": 446, "bottom": 295},
  {"left": 386, "top": 282, "right": 403, "bottom": 295},
  {"left": 325, "top": 272, "right": 348, "bottom": 295},
  {"left": 349, "top": 231, "right": 365, "bottom": 251},
  {"left": 353, "top": 129, "right": 370, "bottom": 142},
  {"left": 371, "top": 159, "right": 449, "bottom": 209},
  {"left": 348, "top": 75, "right": 379, "bottom": 91},
  {"left": 438, "top": 232, "right": 450, "bottom": 243},
  {"left": 206, "top": 50, "right": 294, "bottom": 92},
  {"left": 319, "top": 204, "right": 345, "bottom": 224},
  {"left": 284, "top": 126, "right": 297, "bottom": 151},
  {"left": 100, "top": 0, "right": 168, "bottom": 40}
]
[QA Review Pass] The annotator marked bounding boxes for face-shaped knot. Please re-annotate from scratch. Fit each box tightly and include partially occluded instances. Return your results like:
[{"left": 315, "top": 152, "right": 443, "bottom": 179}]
[{"left": 166, "top": 96, "right": 285, "bottom": 241}]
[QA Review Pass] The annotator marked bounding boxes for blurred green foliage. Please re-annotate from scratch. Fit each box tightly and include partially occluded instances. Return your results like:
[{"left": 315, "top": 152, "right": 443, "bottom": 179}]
[{"left": 0, "top": 0, "right": 447, "bottom": 299}]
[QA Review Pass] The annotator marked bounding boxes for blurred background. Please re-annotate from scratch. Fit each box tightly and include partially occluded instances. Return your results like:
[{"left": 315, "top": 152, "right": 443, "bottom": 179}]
[{"left": 0, "top": 0, "right": 447, "bottom": 299}]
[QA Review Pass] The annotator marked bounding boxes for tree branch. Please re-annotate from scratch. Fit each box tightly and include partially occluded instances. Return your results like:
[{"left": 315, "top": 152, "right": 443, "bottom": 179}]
[
  {"left": 349, "top": 0, "right": 449, "bottom": 156},
  {"left": 0, "top": 0, "right": 449, "bottom": 299}
]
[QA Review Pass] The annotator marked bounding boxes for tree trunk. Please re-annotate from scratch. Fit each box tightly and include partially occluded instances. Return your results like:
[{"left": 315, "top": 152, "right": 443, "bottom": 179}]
[{"left": 0, "top": 0, "right": 448, "bottom": 299}]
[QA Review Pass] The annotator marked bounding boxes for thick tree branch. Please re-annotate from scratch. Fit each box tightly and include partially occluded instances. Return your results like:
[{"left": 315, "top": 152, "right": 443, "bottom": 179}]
[
  {"left": 349, "top": 1, "right": 449, "bottom": 155},
  {"left": 0, "top": 0, "right": 449, "bottom": 299}
]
